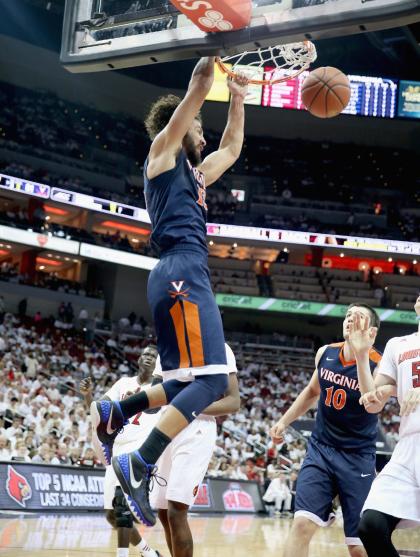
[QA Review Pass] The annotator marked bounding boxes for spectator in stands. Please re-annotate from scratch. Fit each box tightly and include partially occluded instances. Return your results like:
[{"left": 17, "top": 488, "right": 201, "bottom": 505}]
[
  {"left": 34, "top": 310, "right": 42, "bottom": 324},
  {"left": 80, "top": 447, "right": 98, "bottom": 467},
  {"left": 11, "top": 441, "right": 31, "bottom": 462},
  {"left": 18, "top": 297, "right": 27, "bottom": 317},
  {"left": 0, "top": 436, "right": 11, "bottom": 460},
  {"left": 51, "top": 444, "right": 73, "bottom": 465},
  {"left": 117, "top": 360, "right": 130, "bottom": 374},
  {"left": 263, "top": 472, "right": 293, "bottom": 515},
  {"left": 32, "top": 444, "right": 54, "bottom": 463},
  {"left": 78, "top": 307, "right": 89, "bottom": 328}
]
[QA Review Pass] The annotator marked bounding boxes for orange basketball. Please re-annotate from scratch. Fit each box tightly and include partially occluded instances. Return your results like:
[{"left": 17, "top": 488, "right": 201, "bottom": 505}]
[{"left": 302, "top": 66, "right": 351, "bottom": 118}]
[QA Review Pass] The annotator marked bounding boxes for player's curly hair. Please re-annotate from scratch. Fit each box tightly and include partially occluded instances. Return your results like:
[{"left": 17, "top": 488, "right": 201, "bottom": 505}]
[{"left": 144, "top": 94, "right": 201, "bottom": 140}]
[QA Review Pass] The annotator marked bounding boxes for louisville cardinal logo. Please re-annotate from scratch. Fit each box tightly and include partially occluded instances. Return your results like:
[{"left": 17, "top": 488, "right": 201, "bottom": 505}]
[{"left": 6, "top": 465, "right": 32, "bottom": 507}]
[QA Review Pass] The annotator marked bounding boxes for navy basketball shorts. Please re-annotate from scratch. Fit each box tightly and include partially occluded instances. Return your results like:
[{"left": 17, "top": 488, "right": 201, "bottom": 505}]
[
  {"left": 147, "top": 246, "right": 228, "bottom": 378},
  {"left": 294, "top": 437, "right": 376, "bottom": 546}
]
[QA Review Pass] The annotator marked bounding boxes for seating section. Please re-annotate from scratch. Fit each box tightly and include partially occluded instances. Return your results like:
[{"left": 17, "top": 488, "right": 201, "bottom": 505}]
[
  {"left": 209, "top": 257, "right": 260, "bottom": 297},
  {"left": 270, "top": 263, "right": 325, "bottom": 302},
  {"left": 379, "top": 275, "right": 420, "bottom": 310}
]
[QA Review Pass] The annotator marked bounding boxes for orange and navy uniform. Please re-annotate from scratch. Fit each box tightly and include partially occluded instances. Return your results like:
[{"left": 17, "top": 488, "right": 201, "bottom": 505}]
[
  {"left": 314, "top": 342, "right": 382, "bottom": 451},
  {"left": 144, "top": 150, "right": 227, "bottom": 374}
]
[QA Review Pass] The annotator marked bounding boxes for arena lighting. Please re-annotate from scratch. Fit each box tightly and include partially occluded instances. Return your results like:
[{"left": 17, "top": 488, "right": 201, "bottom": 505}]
[
  {"left": 36, "top": 257, "right": 62, "bottom": 267},
  {"left": 44, "top": 205, "right": 69, "bottom": 216},
  {"left": 100, "top": 221, "right": 150, "bottom": 235}
]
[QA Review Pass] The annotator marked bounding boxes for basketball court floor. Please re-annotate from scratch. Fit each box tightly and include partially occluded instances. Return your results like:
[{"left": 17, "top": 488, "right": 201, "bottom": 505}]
[{"left": 1, "top": 512, "right": 419, "bottom": 556}]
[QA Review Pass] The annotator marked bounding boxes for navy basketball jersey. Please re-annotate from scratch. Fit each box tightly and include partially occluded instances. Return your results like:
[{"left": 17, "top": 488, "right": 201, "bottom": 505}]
[
  {"left": 313, "top": 343, "right": 382, "bottom": 451},
  {"left": 144, "top": 150, "right": 208, "bottom": 254}
]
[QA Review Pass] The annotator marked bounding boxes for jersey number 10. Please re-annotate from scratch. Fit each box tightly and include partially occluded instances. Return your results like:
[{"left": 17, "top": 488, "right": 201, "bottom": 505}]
[{"left": 325, "top": 387, "right": 347, "bottom": 410}]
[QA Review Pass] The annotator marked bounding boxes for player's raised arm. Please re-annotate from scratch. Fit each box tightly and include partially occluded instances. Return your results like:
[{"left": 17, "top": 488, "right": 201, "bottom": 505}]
[
  {"left": 270, "top": 346, "right": 326, "bottom": 443},
  {"left": 199, "top": 75, "right": 248, "bottom": 186},
  {"left": 348, "top": 311, "right": 379, "bottom": 395},
  {"left": 358, "top": 335, "right": 397, "bottom": 414},
  {"left": 147, "top": 57, "right": 215, "bottom": 165}
]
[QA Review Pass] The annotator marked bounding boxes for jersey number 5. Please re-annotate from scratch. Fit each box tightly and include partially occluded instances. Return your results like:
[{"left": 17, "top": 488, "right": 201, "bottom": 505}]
[
  {"left": 412, "top": 361, "right": 420, "bottom": 388},
  {"left": 325, "top": 387, "right": 347, "bottom": 410}
]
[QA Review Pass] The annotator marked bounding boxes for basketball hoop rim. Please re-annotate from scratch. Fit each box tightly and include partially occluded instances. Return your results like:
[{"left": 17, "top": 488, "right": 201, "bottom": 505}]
[{"left": 216, "top": 40, "right": 316, "bottom": 86}]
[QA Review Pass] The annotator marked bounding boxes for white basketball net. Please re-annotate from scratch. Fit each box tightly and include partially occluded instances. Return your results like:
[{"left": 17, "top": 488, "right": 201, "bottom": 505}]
[{"left": 218, "top": 41, "right": 317, "bottom": 84}]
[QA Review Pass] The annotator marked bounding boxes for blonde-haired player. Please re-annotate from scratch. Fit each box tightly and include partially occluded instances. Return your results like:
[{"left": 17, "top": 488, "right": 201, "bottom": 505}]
[
  {"left": 348, "top": 296, "right": 420, "bottom": 557},
  {"left": 81, "top": 345, "right": 163, "bottom": 557}
]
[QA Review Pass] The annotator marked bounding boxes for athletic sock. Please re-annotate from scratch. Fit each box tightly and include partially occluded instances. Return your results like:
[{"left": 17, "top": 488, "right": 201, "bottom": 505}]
[
  {"left": 119, "top": 390, "right": 150, "bottom": 419},
  {"left": 117, "top": 548, "right": 129, "bottom": 557},
  {"left": 137, "top": 538, "right": 158, "bottom": 557},
  {"left": 138, "top": 427, "right": 171, "bottom": 465}
]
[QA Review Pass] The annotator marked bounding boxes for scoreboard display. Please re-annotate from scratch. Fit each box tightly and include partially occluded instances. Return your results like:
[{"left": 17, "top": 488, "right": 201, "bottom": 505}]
[
  {"left": 208, "top": 64, "right": 416, "bottom": 119},
  {"left": 260, "top": 70, "right": 398, "bottom": 117},
  {"left": 398, "top": 80, "right": 420, "bottom": 118}
]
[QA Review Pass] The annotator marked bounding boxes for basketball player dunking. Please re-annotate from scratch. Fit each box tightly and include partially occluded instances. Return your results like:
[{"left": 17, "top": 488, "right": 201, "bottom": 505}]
[
  {"left": 90, "top": 57, "right": 248, "bottom": 525},
  {"left": 270, "top": 304, "right": 382, "bottom": 557},
  {"left": 353, "top": 296, "right": 420, "bottom": 557}
]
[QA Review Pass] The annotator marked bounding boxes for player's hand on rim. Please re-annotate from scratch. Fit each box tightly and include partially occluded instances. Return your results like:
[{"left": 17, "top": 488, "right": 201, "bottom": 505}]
[
  {"left": 227, "top": 71, "right": 249, "bottom": 99},
  {"left": 400, "top": 387, "right": 420, "bottom": 416},
  {"left": 348, "top": 311, "right": 377, "bottom": 356}
]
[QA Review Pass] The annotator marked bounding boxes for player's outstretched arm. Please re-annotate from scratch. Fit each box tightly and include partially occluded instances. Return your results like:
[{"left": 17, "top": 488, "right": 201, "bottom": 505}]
[
  {"left": 199, "top": 75, "right": 248, "bottom": 186},
  {"left": 270, "top": 346, "right": 326, "bottom": 443},
  {"left": 149, "top": 57, "right": 215, "bottom": 163},
  {"left": 202, "top": 373, "right": 240, "bottom": 416},
  {"left": 270, "top": 369, "right": 320, "bottom": 443}
]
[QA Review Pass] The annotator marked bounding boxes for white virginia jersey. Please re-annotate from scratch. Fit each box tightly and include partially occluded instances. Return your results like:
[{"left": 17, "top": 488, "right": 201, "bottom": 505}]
[
  {"left": 153, "top": 343, "right": 238, "bottom": 421},
  {"left": 378, "top": 332, "right": 420, "bottom": 438},
  {"left": 104, "top": 376, "right": 160, "bottom": 451}
]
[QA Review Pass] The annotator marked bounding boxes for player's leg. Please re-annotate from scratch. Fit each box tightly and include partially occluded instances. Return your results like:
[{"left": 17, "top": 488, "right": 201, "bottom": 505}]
[
  {"left": 158, "top": 509, "right": 173, "bottom": 556},
  {"left": 284, "top": 439, "right": 337, "bottom": 557},
  {"left": 358, "top": 437, "right": 420, "bottom": 557},
  {"left": 335, "top": 449, "right": 376, "bottom": 557},
  {"left": 92, "top": 253, "right": 227, "bottom": 469},
  {"left": 159, "top": 419, "right": 216, "bottom": 557},
  {"left": 358, "top": 511, "right": 400, "bottom": 557},
  {"left": 167, "top": 501, "right": 193, "bottom": 557},
  {"left": 283, "top": 517, "right": 319, "bottom": 557},
  {"left": 113, "top": 486, "right": 162, "bottom": 557},
  {"left": 112, "top": 255, "right": 227, "bottom": 526}
]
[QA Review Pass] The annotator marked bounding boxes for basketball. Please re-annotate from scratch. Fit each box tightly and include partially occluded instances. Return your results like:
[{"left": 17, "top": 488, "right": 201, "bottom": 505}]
[{"left": 302, "top": 66, "right": 351, "bottom": 118}]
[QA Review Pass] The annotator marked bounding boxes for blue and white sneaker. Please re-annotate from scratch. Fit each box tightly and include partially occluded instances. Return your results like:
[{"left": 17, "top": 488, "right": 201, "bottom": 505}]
[
  {"left": 90, "top": 400, "right": 126, "bottom": 466},
  {"left": 112, "top": 451, "right": 157, "bottom": 527}
]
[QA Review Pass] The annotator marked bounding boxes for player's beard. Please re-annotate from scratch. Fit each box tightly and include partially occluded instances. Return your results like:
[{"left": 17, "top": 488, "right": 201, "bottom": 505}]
[{"left": 184, "top": 135, "right": 202, "bottom": 166}]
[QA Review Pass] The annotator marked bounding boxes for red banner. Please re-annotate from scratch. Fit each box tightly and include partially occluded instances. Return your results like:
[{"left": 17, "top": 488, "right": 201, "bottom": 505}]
[{"left": 170, "top": 0, "right": 252, "bottom": 33}]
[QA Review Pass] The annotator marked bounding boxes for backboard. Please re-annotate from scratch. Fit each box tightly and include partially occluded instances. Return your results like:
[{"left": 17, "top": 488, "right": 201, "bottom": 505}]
[{"left": 61, "top": 0, "right": 420, "bottom": 73}]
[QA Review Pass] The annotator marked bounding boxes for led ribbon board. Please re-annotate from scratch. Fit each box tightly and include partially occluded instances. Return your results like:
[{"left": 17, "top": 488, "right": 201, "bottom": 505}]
[{"left": 216, "top": 294, "right": 419, "bottom": 325}]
